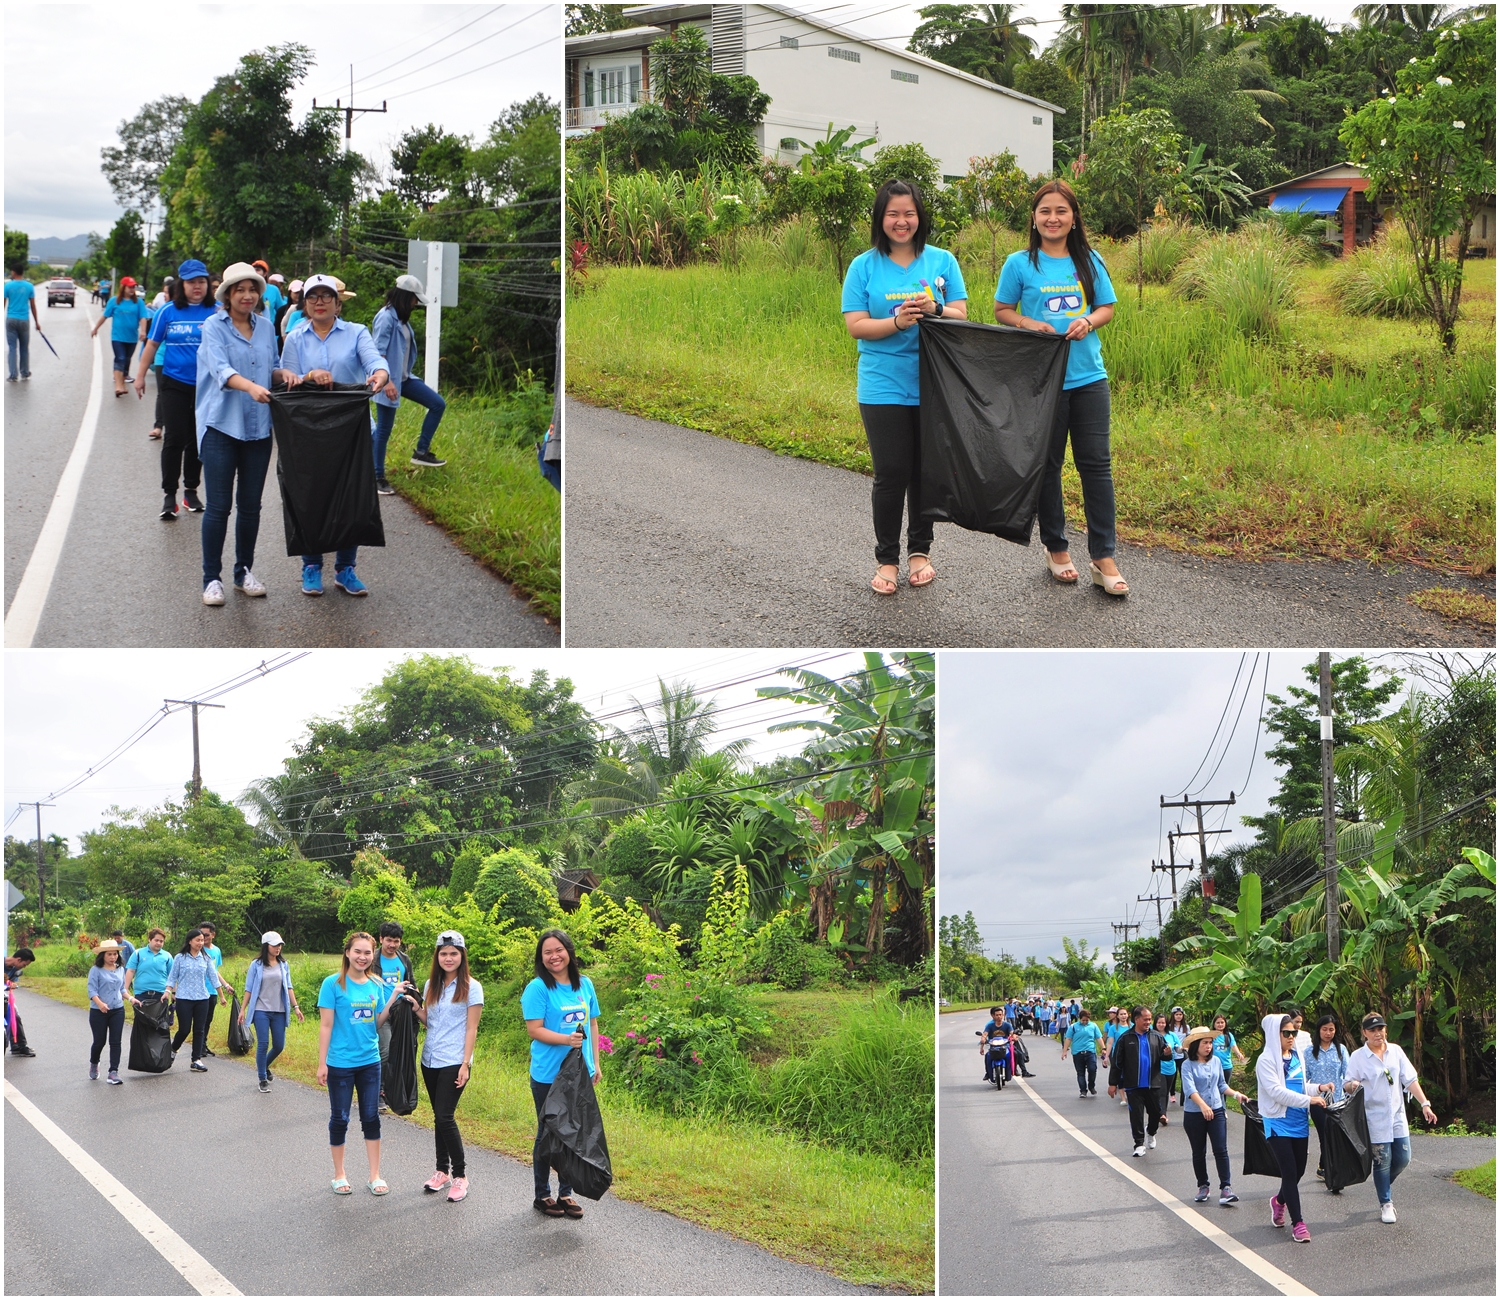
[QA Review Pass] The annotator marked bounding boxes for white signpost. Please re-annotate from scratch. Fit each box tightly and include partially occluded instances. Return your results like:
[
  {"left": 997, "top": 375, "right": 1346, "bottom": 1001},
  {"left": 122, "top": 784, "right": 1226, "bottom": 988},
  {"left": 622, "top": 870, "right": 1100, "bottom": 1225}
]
[{"left": 407, "top": 240, "right": 459, "bottom": 392}]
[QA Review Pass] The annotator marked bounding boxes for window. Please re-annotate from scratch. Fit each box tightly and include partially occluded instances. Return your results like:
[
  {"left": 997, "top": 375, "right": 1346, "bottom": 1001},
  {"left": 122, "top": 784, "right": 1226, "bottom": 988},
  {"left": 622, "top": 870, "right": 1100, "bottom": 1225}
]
[
  {"left": 891, "top": 69, "right": 918, "bottom": 83},
  {"left": 629, "top": 64, "right": 641, "bottom": 103},
  {"left": 599, "top": 67, "right": 631, "bottom": 107},
  {"left": 829, "top": 46, "right": 860, "bottom": 62},
  {"left": 780, "top": 35, "right": 799, "bottom": 49},
  {"left": 780, "top": 137, "right": 800, "bottom": 151},
  {"left": 583, "top": 70, "right": 594, "bottom": 109},
  {"left": 1033, "top": 115, "right": 1043, "bottom": 125}
]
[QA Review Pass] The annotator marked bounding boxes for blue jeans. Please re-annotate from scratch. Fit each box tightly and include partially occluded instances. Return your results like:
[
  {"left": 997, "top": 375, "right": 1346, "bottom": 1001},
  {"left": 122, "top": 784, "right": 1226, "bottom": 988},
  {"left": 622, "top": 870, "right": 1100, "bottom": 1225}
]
[
  {"left": 531, "top": 1076, "right": 572, "bottom": 1198},
  {"left": 538, "top": 442, "right": 560, "bottom": 490},
  {"left": 199, "top": 428, "right": 273, "bottom": 586},
  {"left": 1072, "top": 1051, "right": 1098, "bottom": 1093},
  {"left": 251, "top": 1008, "right": 286, "bottom": 1082},
  {"left": 301, "top": 547, "right": 358, "bottom": 572},
  {"left": 1039, "top": 378, "right": 1116, "bottom": 560},
  {"left": 371, "top": 376, "right": 446, "bottom": 475},
  {"left": 327, "top": 1060, "right": 382, "bottom": 1147},
  {"left": 1183, "top": 1106, "right": 1232, "bottom": 1188},
  {"left": 1371, "top": 1135, "right": 1411, "bottom": 1204},
  {"left": 6, "top": 318, "right": 30, "bottom": 378},
  {"left": 110, "top": 340, "right": 136, "bottom": 374}
]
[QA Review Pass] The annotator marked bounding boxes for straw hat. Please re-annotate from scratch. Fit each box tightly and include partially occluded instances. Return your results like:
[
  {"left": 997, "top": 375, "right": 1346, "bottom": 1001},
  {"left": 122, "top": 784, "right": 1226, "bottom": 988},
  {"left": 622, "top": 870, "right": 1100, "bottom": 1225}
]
[
  {"left": 96, "top": 939, "right": 123, "bottom": 953},
  {"left": 1181, "top": 1025, "right": 1218, "bottom": 1054}
]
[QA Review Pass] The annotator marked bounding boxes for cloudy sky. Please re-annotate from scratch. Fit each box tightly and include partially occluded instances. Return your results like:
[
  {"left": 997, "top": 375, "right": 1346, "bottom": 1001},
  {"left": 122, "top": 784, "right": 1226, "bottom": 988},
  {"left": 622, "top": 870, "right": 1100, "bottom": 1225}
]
[
  {"left": 3, "top": 647, "right": 878, "bottom": 851},
  {"left": 5, "top": 3, "right": 560, "bottom": 239},
  {"left": 937, "top": 649, "right": 1425, "bottom": 967}
]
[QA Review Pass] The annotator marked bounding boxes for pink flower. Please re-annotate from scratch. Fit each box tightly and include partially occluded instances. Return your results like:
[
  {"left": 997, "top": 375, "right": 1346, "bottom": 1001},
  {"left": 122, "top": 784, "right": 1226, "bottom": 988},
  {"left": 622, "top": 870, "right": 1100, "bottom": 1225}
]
[
  {"left": 645, "top": 973, "right": 663, "bottom": 984},
  {"left": 625, "top": 1031, "right": 639, "bottom": 1040},
  {"left": 598, "top": 1034, "right": 615, "bottom": 1055},
  {"left": 691, "top": 1052, "right": 702, "bottom": 1065}
]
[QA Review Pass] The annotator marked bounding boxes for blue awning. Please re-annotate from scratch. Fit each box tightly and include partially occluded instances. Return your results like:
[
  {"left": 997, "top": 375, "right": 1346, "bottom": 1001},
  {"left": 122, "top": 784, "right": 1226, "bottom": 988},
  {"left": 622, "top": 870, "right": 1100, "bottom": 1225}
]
[{"left": 1269, "top": 187, "right": 1349, "bottom": 214}]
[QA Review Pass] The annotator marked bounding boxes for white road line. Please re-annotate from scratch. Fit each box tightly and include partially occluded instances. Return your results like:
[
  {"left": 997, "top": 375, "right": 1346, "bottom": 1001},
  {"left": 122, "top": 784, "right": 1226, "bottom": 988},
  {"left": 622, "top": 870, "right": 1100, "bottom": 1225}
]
[
  {"left": 1017, "top": 1078, "right": 1317, "bottom": 1298},
  {"left": 5, "top": 311, "right": 104, "bottom": 646},
  {"left": 4, "top": 1078, "right": 241, "bottom": 1296}
]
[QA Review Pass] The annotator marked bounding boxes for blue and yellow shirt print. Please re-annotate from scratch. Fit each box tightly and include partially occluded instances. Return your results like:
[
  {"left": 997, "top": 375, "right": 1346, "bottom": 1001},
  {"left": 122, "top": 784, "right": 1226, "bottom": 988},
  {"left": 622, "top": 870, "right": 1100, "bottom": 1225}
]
[
  {"left": 841, "top": 245, "right": 966, "bottom": 405},
  {"left": 996, "top": 248, "right": 1116, "bottom": 390}
]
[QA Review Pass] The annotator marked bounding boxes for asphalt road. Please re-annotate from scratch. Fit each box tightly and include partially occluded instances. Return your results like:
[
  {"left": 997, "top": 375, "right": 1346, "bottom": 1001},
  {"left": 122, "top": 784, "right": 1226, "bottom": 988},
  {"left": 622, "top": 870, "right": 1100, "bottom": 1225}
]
[
  {"left": 4, "top": 989, "right": 865, "bottom": 1295},
  {"left": 4, "top": 300, "right": 556, "bottom": 647},
  {"left": 938, "top": 1009, "right": 1496, "bottom": 1296},
  {"left": 564, "top": 401, "right": 1493, "bottom": 649}
]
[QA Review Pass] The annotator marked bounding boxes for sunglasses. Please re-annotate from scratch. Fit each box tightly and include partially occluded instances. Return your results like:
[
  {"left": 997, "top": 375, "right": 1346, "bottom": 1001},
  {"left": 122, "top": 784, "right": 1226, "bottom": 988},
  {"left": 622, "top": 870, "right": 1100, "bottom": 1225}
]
[{"left": 1281, "top": 1029, "right": 1297, "bottom": 1038}]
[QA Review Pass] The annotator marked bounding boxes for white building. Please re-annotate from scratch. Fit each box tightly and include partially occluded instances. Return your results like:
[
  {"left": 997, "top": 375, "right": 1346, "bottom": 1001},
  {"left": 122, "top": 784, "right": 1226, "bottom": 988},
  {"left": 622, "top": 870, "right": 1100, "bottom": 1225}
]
[{"left": 565, "top": 3, "right": 1061, "bottom": 179}]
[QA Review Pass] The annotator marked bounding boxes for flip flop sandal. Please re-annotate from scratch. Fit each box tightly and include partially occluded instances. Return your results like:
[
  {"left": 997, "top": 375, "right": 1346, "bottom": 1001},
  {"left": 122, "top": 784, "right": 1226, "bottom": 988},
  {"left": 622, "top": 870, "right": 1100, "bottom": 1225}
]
[
  {"left": 557, "top": 1197, "right": 584, "bottom": 1219},
  {"left": 871, "top": 569, "right": 898, "bottom": 595},
  {"left": 331, "top": 1178, "right": 352, "bottom": 1195},
  {"left": 907, "top": 557, "right": 936, "bottom": 587},
  {"left": 533, "top": 1196, "right": 566, "bottom": 1217},
  {"left": 366, "top": 1179, "right": 389, "bottom": 1196},
  {"left": 1046, "top": 554, "right": 1080, "bottom": 583}
]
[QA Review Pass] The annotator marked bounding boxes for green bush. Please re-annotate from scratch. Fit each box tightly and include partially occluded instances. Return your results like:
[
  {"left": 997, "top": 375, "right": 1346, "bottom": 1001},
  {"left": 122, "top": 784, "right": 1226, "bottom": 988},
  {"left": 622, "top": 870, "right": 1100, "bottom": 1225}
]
[
  {"left": 446, "top": 839, "right": 489, "bottom": 904},
  {"left": 472, "top": 847, "right": 560, "bottom": 931},
  {"left": 1331, "top": 226, "right": 1426, "bottom": 319},
  {"left": 1173, "top": 224, "right": 1309, "bottom": 336},
  {"left": 1135, "top": 216, "right": 1208, "bottom": 284},
  {"left": 63, "top": 949, "right": 95, "bottom": 978}
]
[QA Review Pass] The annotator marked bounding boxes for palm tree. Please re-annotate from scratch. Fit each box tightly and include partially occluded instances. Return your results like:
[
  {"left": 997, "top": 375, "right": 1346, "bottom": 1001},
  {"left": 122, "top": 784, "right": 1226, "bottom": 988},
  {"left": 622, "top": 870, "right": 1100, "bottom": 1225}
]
[
  {"left": 239, "top": 770, "right": 341, "bottom": 858},
  {"left": 612, "top": 679, "right": 749, "bottom": 779}
]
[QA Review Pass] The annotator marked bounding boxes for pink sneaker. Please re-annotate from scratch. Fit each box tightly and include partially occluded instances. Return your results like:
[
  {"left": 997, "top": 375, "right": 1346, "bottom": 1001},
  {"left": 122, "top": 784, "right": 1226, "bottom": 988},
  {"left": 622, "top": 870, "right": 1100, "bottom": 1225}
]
[
  {"left": 1270, "top": 1195, "right": 1287, "bottom": 1228},
  {"left": 1291, "top": 1220, "right": 1311, "bottom": 1243},
  {"left": 423, "top": 1172, "right": 452, "bottom": 1194},
  {"left": 447, "top": 1176, "right": 469, "bottom": 1202}
]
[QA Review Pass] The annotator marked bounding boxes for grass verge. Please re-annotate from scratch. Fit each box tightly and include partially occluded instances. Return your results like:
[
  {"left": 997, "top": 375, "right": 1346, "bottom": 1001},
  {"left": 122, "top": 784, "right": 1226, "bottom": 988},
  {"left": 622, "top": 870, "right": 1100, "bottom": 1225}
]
[
  {"left": 567, "top": 257, "right": 1494, "bottom": 574},
  {"left": 1409, "top": 586, "right": 1497, "bottom": 632},
  {"left": 19, "top": 974, "right": 932, "bottom": 1292},
  {"left": 1454, "top": 1157, "right": 1496, "bottom": 1199},
  {"left": 382, "top": 387, "right": 560, "bottom": 619}
]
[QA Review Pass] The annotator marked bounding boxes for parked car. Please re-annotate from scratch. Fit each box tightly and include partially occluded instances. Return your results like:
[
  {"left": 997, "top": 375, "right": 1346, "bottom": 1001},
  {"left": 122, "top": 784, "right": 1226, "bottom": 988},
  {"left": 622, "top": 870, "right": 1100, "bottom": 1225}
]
[{"left": 46, "top": 277, "right": 76, "bottom": 307}]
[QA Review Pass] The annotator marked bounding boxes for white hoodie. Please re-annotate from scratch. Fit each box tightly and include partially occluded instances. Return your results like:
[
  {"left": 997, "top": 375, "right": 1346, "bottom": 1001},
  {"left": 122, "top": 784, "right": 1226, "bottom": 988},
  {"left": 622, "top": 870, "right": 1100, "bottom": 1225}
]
[{"left": 1254, "top": 1013, "right": 1318, "bottom": 1120}]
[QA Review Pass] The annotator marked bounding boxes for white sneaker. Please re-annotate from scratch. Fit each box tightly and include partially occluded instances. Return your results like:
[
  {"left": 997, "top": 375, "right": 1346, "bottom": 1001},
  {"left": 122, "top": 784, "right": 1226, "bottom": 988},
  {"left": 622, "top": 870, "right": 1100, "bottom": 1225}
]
[
  {"left": 1380, "top": 1202, "right": 1396, "bottom": 1224},
  {"left": 1148, "top": 1134, "right": 1157, "bottom": 1149},
  {"left": 234, "top": 570, "right": 267, "bottom": 596},
  {"left": 202, "top": 580, "right": 226, "bottom": 606},
  {"left": 1120, "top": 1096, "right": 1128, "bottom": 1105},
  {"left": 1132, "top": 1145, "right": 1146, "bottom": 1158}
]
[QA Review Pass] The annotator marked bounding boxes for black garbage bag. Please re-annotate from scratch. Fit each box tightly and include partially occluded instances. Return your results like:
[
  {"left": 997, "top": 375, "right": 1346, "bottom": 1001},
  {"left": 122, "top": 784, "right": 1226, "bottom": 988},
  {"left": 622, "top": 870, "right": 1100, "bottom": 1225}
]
[
  {"left": 268, "top": 381, "right": 384, "bottom": 557},
  {"left": 128, "top": 998, "right": 174, "bottom": 1074},
  {"left": 541, "top": 1046, "right": 613, "bottom": 1200},
  {"left": 226, "top": 995, "right": 251, "bottom": 1056},
  {"left": 1240, "top": 1099, "right": 1282, "bottom": 1178},
  {"left": 917, "top": 317, "right": 1070, "bottom": 544},
  {"left": 1013, "top": 1037, "right": 1030, "bottom": 1065},
  {"left": 383, "top": 995, "right": 419, "bottom": 1116},
  {"left": 1321, "top": 1087, "right": 1372, "bottom": 1192}
]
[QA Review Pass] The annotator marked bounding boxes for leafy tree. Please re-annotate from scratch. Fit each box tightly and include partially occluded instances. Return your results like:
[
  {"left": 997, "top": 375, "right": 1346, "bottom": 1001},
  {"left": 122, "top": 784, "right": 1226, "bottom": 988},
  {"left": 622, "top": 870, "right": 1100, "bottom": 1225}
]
[
  {"left": 612, "top": 679, "right": 748, "bottom": 779},
  {"left": 939, "top": 910, "right": 985, "bottom": 956},
  {"left": 4, "top": 228, "right": 28, "bottom": 270},
  {"left": 336, "top": 848, "right": 415, "bottom": 937},
  {"left": 391, "top": 125, "right": 473, "bottom": 209},
  {"left": 255, "top": 850, "right": 346, "bottom": 948},
  {"left": 1049, "top": 935, "right": 1107, "bottom": 988},
  {"left": 445, "top": 839, "right": 490, "bottom": 904},
  {"left": 565, "top": 4, "right": 635, "bottom": 36},
  {"left": 1340, "top": 14, "right": 1496, "bottom": 353},
  {"left": 101, "top": 211, "right": 145, "bottom": 283},
  {"left": 1116, "top": 934, "right": 1166, "bottom": 975},
  {"left": 472, "top": 847, "right": 561, "bottom": 930},
  {"left": 952, "top": 149, "right": 1037, "bottom": 232},
  {"left": 651, "top": 25, "right": 711, "bottom": 128},
  {"left": 99, "top": 95, "right": 193, "bottom": 214},
  {"left": 787, "top": 160, "right": 874, "bottom": 281},
  {"left": 908, "top": 4, "right": 1038, "bottom": 87}
]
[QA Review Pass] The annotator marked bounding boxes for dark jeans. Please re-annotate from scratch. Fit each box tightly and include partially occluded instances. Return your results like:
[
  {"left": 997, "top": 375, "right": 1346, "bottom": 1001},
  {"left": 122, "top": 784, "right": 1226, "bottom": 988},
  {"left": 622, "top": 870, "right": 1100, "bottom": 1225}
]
[
  {"left": 110, "top": 340, "right": 137, "bottom": 374},
  {"left": 252, "top": 1008, "right": 286, "bottom": 1081},
  {"left": 422, "top": 1062, "right": 469, "bottom": 1176},
  {"left": 6, "top": 318, "right": 31, "bottom": 379},
  {"left": 1126, "top": 1086, "right": 1163, "bottom": 1147},
  {"left": 1038, "top": 378, "right": 1116, "bottom": 560},
  {"left": 857, "top": 403, "right": 931, "bottom": 567},
  {"left": 170, "top": 997, "right": 211, "bottom": 1061},
  {"left": 531, "top": 1076, "right": 572, "bottom": 1199},
  {"left": 199, "top": 427, "right": 272, "bottom": 586},
  {"left": 327, "top": 1060, "right": 382, "bottom": 1147},
  {"left": 89, "top": 1006, "right": 125, "bottom": 1070},
  {"left": 153, "top": 367, "right": 165, "bottom": 430},
  {"left": 302, "top": 547, "right": 358, "bottom": 572},
  {"left": 371, "top": 376, "right": 446, "bottom": 474},
  {"left": 158, "top": 374, "right": 202, "bottom": 495},
  {"left": 1072, "top": 1052, "right": 1098, "bottom": 1092},
  {"left": 1183, "top": 1106, "right": 1232, "bottom": 1188},
  {"left": 1267, "top": 1133, "right": 1308, "bottom": 1223}
]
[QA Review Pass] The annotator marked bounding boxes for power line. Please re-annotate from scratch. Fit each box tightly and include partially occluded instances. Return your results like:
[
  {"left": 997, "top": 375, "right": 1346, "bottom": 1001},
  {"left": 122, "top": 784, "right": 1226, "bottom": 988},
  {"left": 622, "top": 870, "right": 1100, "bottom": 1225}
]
[
  {"left": 391, "top": 32, "right": 560, "bottom": 103},
  {"left": 357, "top": 8, "right": 544, "bottom": 99},
  {"left": 334, "top": 6, "right": 506, "bottom": 97},
  {"left": 1174, "top": 652, "right": 1246, "bottom": 798},
  {"left": 1189, "top": 652, "right": 1261, "bottom": 798}
]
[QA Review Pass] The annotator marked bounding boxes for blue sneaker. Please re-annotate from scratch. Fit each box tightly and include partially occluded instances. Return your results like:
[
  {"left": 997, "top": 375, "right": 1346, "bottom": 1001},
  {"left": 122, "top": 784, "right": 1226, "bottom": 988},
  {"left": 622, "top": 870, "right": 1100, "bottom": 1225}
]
[
  {"left": 334, "top": 567, "right": 368, "bottom": 596},
  {"left": 301, "top": 565, "right": 323, "bottom": 597}
]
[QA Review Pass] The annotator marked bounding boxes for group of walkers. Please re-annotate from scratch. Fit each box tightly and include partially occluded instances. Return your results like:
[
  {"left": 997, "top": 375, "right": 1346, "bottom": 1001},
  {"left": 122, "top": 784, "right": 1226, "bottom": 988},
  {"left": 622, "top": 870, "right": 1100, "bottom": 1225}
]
[
  {"left": 841, "top": 178, "right": 1128, "bottom": 596},
  {"left": 6, "top": 920, "right": 603, "bottom": 1217}
]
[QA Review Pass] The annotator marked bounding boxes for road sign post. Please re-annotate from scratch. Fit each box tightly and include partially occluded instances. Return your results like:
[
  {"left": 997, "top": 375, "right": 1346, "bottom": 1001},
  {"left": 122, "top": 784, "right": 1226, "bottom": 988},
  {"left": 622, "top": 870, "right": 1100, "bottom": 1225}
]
[{"left": 408, "top": 240, "right": 459, "bottom": 393}]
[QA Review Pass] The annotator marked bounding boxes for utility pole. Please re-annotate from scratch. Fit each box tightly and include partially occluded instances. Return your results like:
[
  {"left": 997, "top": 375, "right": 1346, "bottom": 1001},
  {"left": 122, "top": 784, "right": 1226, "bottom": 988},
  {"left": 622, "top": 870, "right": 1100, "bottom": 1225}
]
[
  {"left": 16, "top": 802, "right": 53, "bottom": 923},
  {"left": 1152, "top": 833, "right": 1195, "bottom": 912},
  {"left": 1111, "top": 919, "right": 1141, "bottom": 971},
  {"left": 1137, "top": 889, "right": 1175, "bottom": 964},
  {"left": 163, "top": 700, "right": 226, "bottom": 801},
  {"left": 312, "top": 69, "right": 386, "bottom": 258},
  {"left": 1160, "top": 793, "right": 1236, "bottom": 898},
  {"left": 1319, "top": 652, "right": 1339, "bottom": 963}
]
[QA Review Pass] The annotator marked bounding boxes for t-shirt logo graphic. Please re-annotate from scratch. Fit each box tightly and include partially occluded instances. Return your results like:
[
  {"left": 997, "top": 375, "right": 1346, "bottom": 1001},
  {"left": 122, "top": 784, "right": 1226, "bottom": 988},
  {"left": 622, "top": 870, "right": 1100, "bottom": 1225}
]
[
  {"left": 1046, "top": 292, "right": 1084, "bottom": 314},
  {"left": 562, "top": 1006, "right": 587, "bottom": 1029},
  {"left": 351, "top": 1003, "right": 375, "bottom": 1023}
]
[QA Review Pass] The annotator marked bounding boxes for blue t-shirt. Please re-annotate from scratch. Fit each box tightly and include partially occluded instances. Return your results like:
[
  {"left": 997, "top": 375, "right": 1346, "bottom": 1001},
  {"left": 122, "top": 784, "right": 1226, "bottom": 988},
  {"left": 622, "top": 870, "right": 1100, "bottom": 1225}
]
[
  {"left": 148, "top": 302, "right": 215, "bottom": 385},
  {"left": 1212, "top": 1032, "right": 1237, "bottom": 1072},
  {"left": 103, "top": 296, "right": 151, "bottom": 343},
  {"left": 5, "top": 279, "right": 35, "bottom": 320},
  {"left": 1137, "top": 1032, "right": 1152, "bottom": 1086},
  {"left": 521, "top": 974, "right": 600, "bottom": 1084},
  {"left": 996, "top": 248, "right": 1116, "bottom": 389},
  {"left": 1065, "top": 1021, "right": 1104, "bottom": 1056},
  {"left": 1159, "top": 1031, "right": 1181, "bottom": 1075},
  {"left": 1264, "top": 1051, "right": 1311, "bottom": 1139},
  {"left": 840, "top": 245, "right": 967, "bottom": 405},
  {"left": 262, "top": 283, "right": 284, "bottom": 318},
  {"left": 376, "top": 953, "right": 408, "bottom": 993},
  {"left": 125, "top": 946, "right": 173, "bottom": 993},
  {"left": 317, "top": 973, "right": 392, "bottom": 1069}
]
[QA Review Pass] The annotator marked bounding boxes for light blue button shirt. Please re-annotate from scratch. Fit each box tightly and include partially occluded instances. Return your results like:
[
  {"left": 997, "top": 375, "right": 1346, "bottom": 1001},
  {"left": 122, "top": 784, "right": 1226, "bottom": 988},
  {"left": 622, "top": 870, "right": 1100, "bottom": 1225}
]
[
  {"left": 195, "top": 311, "right": 279, "bottom": 446},
  {"left": 370, "top": 305, "right": 417, "bottom": 408},
  {"left": 280, "top": 316, "right": 387, "bottom": 386}
]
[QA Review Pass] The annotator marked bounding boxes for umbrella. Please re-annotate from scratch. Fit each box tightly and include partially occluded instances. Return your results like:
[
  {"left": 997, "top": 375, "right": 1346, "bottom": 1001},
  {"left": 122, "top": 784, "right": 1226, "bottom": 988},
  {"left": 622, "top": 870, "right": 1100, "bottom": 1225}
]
[{"left": 34, "top": 327, "right": 59, "bottom": 358}]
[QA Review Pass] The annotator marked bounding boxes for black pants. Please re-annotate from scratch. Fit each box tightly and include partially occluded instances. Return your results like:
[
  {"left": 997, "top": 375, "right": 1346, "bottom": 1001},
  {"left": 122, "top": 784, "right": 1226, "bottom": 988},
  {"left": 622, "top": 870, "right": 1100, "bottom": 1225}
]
[
  {"left": 1310, "top": 1101, "right": 1331, "bottom": 1172},
  {"left": 90, "top": 1006, "right": 125, "bottom": 1070},
  {"left": 1072, "top": 1052, "right": 1097, "bottom": 1093},
  {"left": 170, "top": 997, "right": 211, "bottom": 1061},
  {"left": 1267, "top": 1133, "right": 1308, "bottom": 1224},
  {"left": 1183, "top": 1106, "right": 1232, "bottom": 1189},
  {"left": 153, "top": 367, "right": 165, "bottom": 430},
  {"left": 5, "top": 1000, "right": 27, "bottom": 1050},
  {"left": 1038, "top": 378, "right": 1116, "bottom": 560},
  {"left": 422, "top": 1063, "right": 469, "bottom": 1177},
  {"left": 159, "top": 373, "right": 202, "bottom": 495},
  {"left": 530, "top": 1077, "right": 572, "bottom": 1199},
  {"left": 858, "top": 403, "right": 932, "bottom": 567},
  {"left": 1126, "top": 1086, "right": 1163, "bottom": 1147}
]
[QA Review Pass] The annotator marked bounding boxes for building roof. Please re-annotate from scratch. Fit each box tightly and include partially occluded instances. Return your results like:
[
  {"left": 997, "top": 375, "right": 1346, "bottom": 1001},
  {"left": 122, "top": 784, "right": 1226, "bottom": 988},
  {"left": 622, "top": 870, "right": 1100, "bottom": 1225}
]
[
  {"left": 1248, "top": 162, "right": 1369, "bottom": 198},
  {"left": 567, "top": 24, "right": 667, "bottom": 56},
  {"left": 580, "top": 3, "right": 1066, "bottom": 114}
]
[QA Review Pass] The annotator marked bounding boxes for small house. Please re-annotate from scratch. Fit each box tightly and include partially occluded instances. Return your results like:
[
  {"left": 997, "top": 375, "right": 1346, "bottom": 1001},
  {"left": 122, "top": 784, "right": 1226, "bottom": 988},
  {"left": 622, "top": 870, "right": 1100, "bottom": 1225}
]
[{"left": 556, "top": 867, "right": 600, "bottom": 912}]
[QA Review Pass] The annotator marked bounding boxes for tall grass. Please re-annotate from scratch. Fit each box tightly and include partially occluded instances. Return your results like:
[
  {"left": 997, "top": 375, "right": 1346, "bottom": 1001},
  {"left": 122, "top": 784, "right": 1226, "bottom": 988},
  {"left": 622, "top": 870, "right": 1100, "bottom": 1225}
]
[
  {"left": 569, "top": 164, "right": 763, "bottom": 267},
  {"left": 1331, "top": 226, "right": 1428, "bottom": 318},
  {"left": 1173, "top": 223, "right": 1312, "bottom": 336}
]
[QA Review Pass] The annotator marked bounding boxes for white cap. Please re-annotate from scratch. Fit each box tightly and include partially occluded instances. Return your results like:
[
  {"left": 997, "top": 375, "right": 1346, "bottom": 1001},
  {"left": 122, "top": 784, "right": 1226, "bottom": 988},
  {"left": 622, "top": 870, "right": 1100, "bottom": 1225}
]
[
  {"left": 435, "top": 929, "right": 466, "bottom": 950},
  {"left": 268, "top": 273, "right": 285, "bottom": 284},
  {"left": 393, "top": 274, "right": 432, "bottom": 305},
  {"left": 261, "top": 931, "right": 285, "bottom": 946},
  {"left": 302, "top": 273, "right": 354, "bottom": 301}
]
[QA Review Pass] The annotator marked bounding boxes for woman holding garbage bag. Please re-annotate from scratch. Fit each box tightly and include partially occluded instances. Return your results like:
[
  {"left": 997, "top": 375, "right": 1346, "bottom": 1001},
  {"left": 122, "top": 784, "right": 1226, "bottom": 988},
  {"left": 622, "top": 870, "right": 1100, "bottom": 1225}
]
[
  {"left": 137, "top": 261, "right": 214, "bottom": 521},
  {"left": 165, "top": 927, "right": 228, "bottom": 1071},
  {"left": 410, "top": 930, "right": 483, "bottom": 1202},
  {"left": 995, "top": 181, "right": 1126, "bottom": 596},
  {"left": 523, "top": 929, "right": 600, "bottom": 1219},
  {"left": 371, "top": 276, "right": 447, "bottom": 496},
  {"left": 240, "top": 931, "right": 304, "bottom": 1094},
  {"left": 194, "top": 263, "right": 298, "bottom": 606},
  {"left": 1255, "top": 1012, "right": 1328, "bottom": 1243},
  {"left": 1343, "top": 1012, "right": 1438, "bottom": 1224},
  {"left": 277, "top": 274, "right": 390, "bottom": 597},
  {"left": 1180, "top": 1026, "right": 1250, "bottom": 1205},
  {"left": 1304, "top": 1014, "right": 1349, "bottom": 1185},
  {"left": 842, "top": 180, "right": 968, "bottom": 596}
]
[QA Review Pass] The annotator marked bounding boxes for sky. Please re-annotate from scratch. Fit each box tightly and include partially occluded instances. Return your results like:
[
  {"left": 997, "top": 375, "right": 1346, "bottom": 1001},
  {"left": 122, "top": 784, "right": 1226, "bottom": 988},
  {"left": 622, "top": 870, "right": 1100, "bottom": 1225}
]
[
  {"left": 4, "top": 3, "right": 562, "bottom": 239},
  {"left": 3, "top": 647, "right": 881, "bottom": 852},
  {"left": 936, "top": 648, "right": 1440, "bottom": 968}
]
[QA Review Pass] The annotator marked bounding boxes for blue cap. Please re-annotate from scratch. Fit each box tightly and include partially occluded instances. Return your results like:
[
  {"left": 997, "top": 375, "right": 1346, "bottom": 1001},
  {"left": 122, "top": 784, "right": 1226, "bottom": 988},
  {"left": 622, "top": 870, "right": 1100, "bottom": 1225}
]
[{"left": 177, "top": 259, "right": 209, "bottom": 281}]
